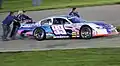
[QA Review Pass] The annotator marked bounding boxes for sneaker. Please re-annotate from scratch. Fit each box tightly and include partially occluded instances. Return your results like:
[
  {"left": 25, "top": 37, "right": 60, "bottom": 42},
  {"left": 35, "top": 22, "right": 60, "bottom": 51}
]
[
  {"left": 2, "top": 39, "right": 10, "bottom": 41},
  {"left": 10, "top": 37, "right": 17, "bottom": 40}
]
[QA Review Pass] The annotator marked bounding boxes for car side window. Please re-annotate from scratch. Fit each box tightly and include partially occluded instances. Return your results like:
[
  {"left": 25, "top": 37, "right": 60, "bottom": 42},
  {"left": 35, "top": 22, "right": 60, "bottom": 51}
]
[
  {"left": 53, "top": 18, "right": 70, "bottom": 25},
  {"left": 53, "top": 18, "right": 61, "bottom": 24},
  {"left": 41, "top": 19, "right": 52, "bottom": 25},
  {"left": 63, "top": 19, "right": 70, "bottom": 24}
]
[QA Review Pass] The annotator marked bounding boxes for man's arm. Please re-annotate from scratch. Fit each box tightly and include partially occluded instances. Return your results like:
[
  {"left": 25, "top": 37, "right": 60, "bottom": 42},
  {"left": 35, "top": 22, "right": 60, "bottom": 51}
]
[
  {"left": 23, "top": 14, "right": 32, "bottom": 20},
  {"left": 69, "top": 12, "right": 72, "bottom": 15},
  {"left": 13, "top": 16, "right": 20, "bottom": 22},
  {"left": 74, "top": 12, "right": 80, "bottom": 18}
]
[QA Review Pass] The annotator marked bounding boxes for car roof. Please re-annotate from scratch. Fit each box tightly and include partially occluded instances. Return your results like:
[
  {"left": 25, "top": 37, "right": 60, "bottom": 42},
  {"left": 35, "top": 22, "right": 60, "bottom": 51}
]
[{"left": 46, "top": 15, "right": 74, "bottom": 19}]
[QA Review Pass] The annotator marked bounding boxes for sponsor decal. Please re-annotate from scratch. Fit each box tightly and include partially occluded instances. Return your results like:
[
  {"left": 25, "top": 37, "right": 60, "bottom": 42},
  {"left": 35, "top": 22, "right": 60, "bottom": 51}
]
[
  {"left": 72, "top": 32, "right": 76, "bottom": 36},
  {"left": 21, "top": 23, "right": 41, "bottom": 28},
  {"left": 72, "top": 32, "right": 77, "bottom": 37},
  {"left": 54, "top": 36, "right": 69, "bottom": 38}
]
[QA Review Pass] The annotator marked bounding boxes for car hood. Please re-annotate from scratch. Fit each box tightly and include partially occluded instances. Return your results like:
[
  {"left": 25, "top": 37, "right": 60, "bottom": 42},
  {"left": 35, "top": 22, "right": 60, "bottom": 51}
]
[{"left": 87, "top": 21, "right": 112, "bottom": 28}]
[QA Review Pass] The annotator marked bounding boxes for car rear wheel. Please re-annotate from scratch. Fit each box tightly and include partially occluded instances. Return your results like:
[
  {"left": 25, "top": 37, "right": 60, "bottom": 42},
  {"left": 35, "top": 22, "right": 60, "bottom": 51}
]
[
  {"left": 80, "top": 26, "right": 92, "bottom": 39},
  {"left": 19, "top": 31, "right": 28, "bottom": 39},
  {"left": 33, "top": 28, "right": 46, "bottom": 41},
  {"left": 20, "top": 31, "right": 25, "bottom": 37}
]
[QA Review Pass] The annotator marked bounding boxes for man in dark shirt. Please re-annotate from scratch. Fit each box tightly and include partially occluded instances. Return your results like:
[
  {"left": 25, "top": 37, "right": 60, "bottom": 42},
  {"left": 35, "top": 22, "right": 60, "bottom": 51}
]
[
  {"left": 2, "top": 11, "right": 16, "bottom": 41},
  {"left": 9, "top": 10, "right": 33, "bottom": 39},
  {"left": 9, "top": 17, "right": 20, "bottom": 40},
  {"left": 17, "top": 10, "right": 33, "bottom": 23},
  {"left": 69, "top": 8, "right": 80, "bottom": 18},
  {"left": 9, "top": 11, "right": 22, "bottom": 39}
]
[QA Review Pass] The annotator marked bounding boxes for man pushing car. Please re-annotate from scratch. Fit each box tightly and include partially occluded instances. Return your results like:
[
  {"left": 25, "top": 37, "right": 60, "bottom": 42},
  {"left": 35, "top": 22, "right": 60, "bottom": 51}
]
[
  {"left": 9, "top": 10, "right": 33, "bottom": 39},
  {"left": 2, "top": 11, "right": 17, "bottom": 41}
]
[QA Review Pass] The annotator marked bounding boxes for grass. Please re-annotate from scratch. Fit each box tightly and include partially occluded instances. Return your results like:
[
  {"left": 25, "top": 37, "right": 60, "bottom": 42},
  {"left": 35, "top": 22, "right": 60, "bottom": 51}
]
[
  {"left": 1, "top": 0, "right": 120, "bottom": 12},
  {"left": 0, "top": 48, "right": 120, "bottom": 66}
]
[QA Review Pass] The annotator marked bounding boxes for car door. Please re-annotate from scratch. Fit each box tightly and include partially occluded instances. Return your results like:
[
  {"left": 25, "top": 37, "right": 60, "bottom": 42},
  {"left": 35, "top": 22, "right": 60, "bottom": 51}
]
[
  {"left": 61, "top": 18, "right": 74, "bottom": 35},
  {"left": 51, "top": 18, "right": 67, "bottom": 36}
]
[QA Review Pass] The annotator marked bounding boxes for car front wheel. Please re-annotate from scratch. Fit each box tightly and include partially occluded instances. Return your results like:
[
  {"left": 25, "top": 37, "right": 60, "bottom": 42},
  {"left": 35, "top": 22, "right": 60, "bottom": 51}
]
[{"left": 80, "top": 26, "right": 92, "bottom": 39}]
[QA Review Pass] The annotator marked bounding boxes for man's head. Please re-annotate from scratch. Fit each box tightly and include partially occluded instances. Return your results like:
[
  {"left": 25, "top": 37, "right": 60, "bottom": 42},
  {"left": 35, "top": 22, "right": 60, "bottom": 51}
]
[
  {"left": 9, "top": 11, "right": 14, "bottom": 16},
  {"left": 23, "top": 10, "right": 27, "bottom": 15},
  {"left": 18, "top": 10, "right": 23, "bottom": 15},
  {"left": 23, "top": 10, "right": 26, "bottom": 13},
  {"left": 72, "top": 7, "right": 76, "bottom": 12}
]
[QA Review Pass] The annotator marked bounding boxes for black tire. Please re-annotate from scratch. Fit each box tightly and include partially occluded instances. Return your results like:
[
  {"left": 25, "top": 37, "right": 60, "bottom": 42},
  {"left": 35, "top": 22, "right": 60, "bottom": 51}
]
[
  {"left": 19, "top": 31, "right": 27, "bottom": 39},
  {"left": 20, "top": 31, "right": 25, "bottom": 38},
  {"left": 33, "top": 27, "right": 46, "bottom": 41},
  {"left": 80, "top": 26, "right": 92, "bottom": 39}
]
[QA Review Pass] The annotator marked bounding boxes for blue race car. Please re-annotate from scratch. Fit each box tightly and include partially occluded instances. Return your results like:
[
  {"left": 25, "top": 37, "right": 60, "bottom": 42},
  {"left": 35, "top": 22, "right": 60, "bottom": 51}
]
[{"left": 17, "top": 15, "right": 119, "bottom": 41}]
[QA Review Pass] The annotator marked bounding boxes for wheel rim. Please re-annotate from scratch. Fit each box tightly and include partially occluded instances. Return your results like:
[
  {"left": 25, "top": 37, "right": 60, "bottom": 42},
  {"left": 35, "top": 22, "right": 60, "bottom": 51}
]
[
  {"left": 81, "top": 27, "right": 92, "bottom": 39},
  {"left": 34, "top": 29, "right": 44, "bottom": 39}
]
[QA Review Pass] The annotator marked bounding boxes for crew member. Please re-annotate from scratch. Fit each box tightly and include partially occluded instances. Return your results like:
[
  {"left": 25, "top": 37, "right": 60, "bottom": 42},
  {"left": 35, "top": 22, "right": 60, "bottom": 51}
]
[
  {"left": 69, "top": 8, "right": 80, "bottom": 18},
  {"left": 2, "top": 11, "right": 16, "bottom": 41}
]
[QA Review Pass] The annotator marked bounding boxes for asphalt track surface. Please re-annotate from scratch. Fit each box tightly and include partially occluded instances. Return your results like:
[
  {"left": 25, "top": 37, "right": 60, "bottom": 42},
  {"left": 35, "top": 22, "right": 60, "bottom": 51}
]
[{"left": 0, "top": 5, "right": 120, "bottom": 52}]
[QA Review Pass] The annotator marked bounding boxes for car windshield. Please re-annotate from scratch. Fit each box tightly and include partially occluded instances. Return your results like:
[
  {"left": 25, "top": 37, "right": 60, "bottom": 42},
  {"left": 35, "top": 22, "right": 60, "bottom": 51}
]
[{"left": 68, "top": 17, "right": 85, "bottom": 23}]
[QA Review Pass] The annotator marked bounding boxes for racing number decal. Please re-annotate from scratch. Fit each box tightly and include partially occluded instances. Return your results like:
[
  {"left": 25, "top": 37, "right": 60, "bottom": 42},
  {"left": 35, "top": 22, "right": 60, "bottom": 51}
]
[{"left": 52, "top": 25, "right": 67, "bottom": 35}]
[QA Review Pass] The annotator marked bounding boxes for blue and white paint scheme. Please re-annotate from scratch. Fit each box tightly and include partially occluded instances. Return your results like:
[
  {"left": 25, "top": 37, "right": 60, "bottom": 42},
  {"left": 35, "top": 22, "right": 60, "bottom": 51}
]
[{"left": 17, "top": 15, "right": 119, "bottom": 41}]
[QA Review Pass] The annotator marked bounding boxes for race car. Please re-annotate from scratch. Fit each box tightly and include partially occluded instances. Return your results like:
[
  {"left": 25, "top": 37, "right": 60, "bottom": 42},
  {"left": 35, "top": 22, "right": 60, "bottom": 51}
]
[{"left": 17, "top": 15, "right": 119, "bottom": 41}]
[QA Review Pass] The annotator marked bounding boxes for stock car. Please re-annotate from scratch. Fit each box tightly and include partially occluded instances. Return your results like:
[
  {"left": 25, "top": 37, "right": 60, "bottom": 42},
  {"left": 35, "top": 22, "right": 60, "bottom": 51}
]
[{"left": 17, "top": 15, "right": 119, "bottom": 41}]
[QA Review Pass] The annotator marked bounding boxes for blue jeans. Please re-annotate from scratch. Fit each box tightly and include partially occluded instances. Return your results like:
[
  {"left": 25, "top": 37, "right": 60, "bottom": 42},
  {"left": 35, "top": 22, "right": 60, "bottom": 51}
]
[
  {"left": 2, "top": 24, "right": 11, "bottom": 40},
  {"left": 10, "top": 24, "right": 19, "bottom": 39}
]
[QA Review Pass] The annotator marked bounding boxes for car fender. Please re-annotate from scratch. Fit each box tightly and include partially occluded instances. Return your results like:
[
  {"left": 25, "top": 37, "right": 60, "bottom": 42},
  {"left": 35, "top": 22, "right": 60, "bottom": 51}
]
[
  {"left": 79, "top": 23, "right": 108, "bottom": 35},
  {"left": 79, "top": 23, "right": 99, "bottom": 30},
  {"left": 33, "top": 25, "right": 53, "bottom": 34}
]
